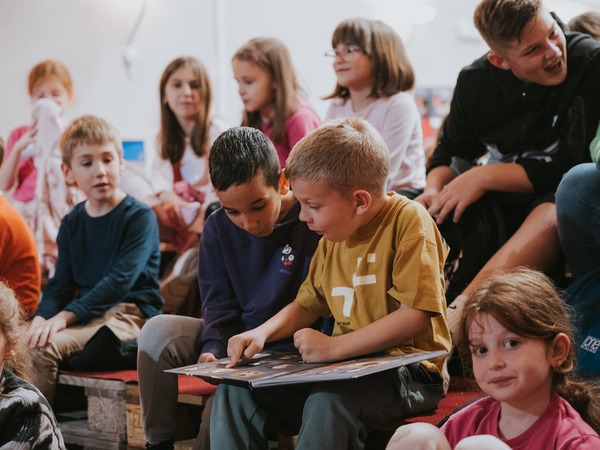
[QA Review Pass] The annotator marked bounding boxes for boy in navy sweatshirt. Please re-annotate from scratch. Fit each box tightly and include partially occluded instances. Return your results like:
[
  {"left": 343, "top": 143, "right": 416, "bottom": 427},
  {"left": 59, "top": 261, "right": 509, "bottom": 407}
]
[
  {"left": 137, "top": 126, "right": 321, "bottom": 449},
  {"left": 25, "top": 115, "right": 163, "bottom": 404}
]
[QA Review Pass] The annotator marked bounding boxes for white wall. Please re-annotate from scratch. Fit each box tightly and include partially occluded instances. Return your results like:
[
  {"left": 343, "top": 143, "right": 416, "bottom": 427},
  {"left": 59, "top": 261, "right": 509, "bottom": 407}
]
[{"left": 0, "top": 0, "right": 595, "bottom": 168}]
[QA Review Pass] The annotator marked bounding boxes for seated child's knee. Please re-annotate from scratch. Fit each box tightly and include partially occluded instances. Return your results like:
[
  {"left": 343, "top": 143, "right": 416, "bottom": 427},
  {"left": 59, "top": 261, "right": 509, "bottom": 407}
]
[{"left": 385, "top": 423, "right": 450, "bottom": 450}]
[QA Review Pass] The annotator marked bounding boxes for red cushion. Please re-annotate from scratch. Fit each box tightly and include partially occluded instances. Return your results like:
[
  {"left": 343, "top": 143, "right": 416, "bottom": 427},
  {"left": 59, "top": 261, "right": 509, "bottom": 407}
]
[
  {"left": 176, "top": 375, "right": 217, "bottom": 396},
  {"left": 58, "top": 369, "right": 216, "bottom": 396},
  {"left": 59, "top": 369, "right": 139, "bottom": 383}
]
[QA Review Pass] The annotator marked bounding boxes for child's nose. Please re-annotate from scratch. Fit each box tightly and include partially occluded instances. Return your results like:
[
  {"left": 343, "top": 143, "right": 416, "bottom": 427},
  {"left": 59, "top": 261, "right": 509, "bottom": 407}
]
[
  {"left": 488, "top": 350, "right": 505, "bottom": 369},
  {"left": 298, "top": 208, "right": 310, "bottom": 224},
  {"left": 95, "top": 163, "right": 108, "bottom": 175},
  {"left": 545, "top": 41, "right": 562, "bottom": 60}
]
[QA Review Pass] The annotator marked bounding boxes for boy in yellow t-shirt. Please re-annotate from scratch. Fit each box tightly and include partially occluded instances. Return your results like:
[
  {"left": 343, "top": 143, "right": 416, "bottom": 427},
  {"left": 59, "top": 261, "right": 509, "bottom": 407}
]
[{"left": 210, "top": 118, "right": 451, "bottom": 450}]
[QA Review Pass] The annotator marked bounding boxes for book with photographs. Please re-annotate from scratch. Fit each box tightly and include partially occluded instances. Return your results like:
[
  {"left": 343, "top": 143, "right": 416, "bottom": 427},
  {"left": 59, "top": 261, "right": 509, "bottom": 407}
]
[{"left": 165, "top": 349, "right": 447, "bottom": 389}]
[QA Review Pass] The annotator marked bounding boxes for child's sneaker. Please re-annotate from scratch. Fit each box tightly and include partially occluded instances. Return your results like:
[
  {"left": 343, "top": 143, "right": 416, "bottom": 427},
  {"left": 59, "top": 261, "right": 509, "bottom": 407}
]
[{"left": 160, "top": 247, "right": 199, "bottom": 313}]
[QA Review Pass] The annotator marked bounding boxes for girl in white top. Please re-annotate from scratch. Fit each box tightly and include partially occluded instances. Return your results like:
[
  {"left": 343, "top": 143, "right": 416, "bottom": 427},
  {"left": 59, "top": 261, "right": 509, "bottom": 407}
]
[
  {"left": 151, "top": 56, "right": 227, "bottom": 252},
  {"left": 325, "top": 18, "right": 426, "bottom": 198}
]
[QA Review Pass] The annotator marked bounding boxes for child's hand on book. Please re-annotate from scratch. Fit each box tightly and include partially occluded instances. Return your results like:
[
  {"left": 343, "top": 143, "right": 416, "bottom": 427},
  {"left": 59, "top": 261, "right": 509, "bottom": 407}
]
[
  {"left": 226, "top": 331, "right": 266, "bottom": 368},
  {"left": 293, "top": 328, "right": 339, "bottom": 362}
]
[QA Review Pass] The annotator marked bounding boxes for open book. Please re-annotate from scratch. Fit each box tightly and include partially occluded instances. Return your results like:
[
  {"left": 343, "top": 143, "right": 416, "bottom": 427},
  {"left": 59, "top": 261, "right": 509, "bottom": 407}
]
[{"left": 165, "top": 349, "right": 447, "bottom": 389}]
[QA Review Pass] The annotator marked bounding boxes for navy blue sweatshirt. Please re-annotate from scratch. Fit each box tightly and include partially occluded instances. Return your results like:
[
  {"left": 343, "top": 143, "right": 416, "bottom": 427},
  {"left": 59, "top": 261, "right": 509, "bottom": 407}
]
[
  {"left": 198, "top": 201, "right": 321, "bottom": 358},
  {"left": 36, "top": 195, "right": 163, "bottom": 322}
]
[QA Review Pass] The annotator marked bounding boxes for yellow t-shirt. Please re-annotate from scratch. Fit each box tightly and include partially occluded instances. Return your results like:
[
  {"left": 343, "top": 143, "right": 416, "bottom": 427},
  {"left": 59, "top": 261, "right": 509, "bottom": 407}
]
[{"left": 295, "top": 193, "right": 451, "bottom": 375}]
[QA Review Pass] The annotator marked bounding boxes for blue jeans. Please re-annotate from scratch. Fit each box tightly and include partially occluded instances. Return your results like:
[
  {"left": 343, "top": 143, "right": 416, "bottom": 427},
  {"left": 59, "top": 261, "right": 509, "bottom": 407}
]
[
  {"left": 210, "top": 363, "right": 444, "bottom": 450},
  {"left": 556, "top": 163, "right": 600, "bottom": 279}
]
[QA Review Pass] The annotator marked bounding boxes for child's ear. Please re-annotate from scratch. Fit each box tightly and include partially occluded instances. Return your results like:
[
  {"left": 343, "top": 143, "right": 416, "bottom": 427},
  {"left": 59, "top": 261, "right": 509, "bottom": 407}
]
[
  {"left": 278, "top": 169, "right": 290, "bottom": 195},
  {"left": 550, "top": 333, "right": 571, "bottom": 369},
  {"left": 4, "top": 342, "right": 17, "bottom": 361},
  {"left": 353, "top": 190, "right": 371, "bottom": 213},
  {"left": 487, "top": 51, "right": 511, "bottom": 71},
  {"left": 62, "top": 162, "right": 75, "bottom": 185}
]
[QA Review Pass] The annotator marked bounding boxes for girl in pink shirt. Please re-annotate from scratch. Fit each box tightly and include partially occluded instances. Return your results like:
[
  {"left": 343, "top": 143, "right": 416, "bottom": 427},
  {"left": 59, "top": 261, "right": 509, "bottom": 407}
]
[
  {"left": 0, "top": 60, "right": 78, "bottom": 277},
  {"left": 386, "top": 267, "right": 600, "bottom": 450},
  {"left": 232, "top": 37, "right": 321, "bottom": 168}
]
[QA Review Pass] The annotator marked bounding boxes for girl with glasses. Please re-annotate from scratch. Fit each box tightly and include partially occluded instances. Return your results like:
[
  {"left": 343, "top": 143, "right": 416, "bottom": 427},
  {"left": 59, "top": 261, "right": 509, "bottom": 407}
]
[{"left": 325, "top": 18, "right": 426, "bottom": 199}]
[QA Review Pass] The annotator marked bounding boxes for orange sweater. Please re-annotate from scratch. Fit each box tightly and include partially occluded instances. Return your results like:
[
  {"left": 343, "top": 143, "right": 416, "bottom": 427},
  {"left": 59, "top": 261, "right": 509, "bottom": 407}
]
[{"left": 0, "top": 195, "right": 40, "bottom": 316}]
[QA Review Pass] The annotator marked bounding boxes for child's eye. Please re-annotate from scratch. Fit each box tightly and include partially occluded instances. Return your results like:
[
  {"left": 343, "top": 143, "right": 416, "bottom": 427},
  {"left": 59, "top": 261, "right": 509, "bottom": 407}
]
[
  {"left": 173, "top": 82, "right": 182, "bottom": 88},
  {"left": 471, "top": 346, "right": 487, "bottom": 356},
  {"left": 190, "top": 82, "right": 200, "bottom": 90},
  {"left": 251, "top": 204, "right": 266, "bottom": 212},
  {"left": 309, "top": 205, "right": 320, "bottom": 210},
  {"left": 502, "top": 339, "right": 520, "bottom": 349},
  {"left": 224, "top": 209, "right": 239, "bottom": 217}
]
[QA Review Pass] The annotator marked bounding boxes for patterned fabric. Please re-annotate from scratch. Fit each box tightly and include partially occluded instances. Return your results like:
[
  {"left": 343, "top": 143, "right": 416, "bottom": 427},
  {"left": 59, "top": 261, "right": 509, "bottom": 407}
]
[
  {"left": 8, "top": 99, "right": 82, "bottom": 277},
  {"left": 0, "top": 368, "right": 65, "bottom": 449}
]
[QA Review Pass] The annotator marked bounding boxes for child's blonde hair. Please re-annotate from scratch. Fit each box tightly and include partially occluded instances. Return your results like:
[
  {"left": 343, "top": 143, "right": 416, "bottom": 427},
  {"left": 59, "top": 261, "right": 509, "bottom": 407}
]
[
  {"left": 474, "top": 0, "right": 542, "bottom": 49},
  {"left": 232, "top": 37, "right": 303, "bottom": 144},
  {"left": 0, "top": 282, "right": 31, "bottom": 380},
  {"left": 324, "top": 18, "right": 415, "bottom": 101},
  {"left": 60, "top": 115, "right": 123, "bottom": 167},
  {"left": 457, "top": 267, "right": 600, "bottom": 433},
  {"left": 286, "top": 118, "right": 389, "bottom": 195},
  {"left": 28, "top": 59, "right": 74, "bottom": 98},
  {"left": 159, "top": 56, "right": 213, "bottom": 164}
]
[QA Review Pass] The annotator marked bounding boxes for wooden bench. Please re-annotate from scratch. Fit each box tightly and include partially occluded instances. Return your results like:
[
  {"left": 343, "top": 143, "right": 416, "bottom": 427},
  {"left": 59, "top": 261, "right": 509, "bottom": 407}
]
[
  {"left": 55, "top": 370, "right": 481, "bottom": 450},
  {"left": 55, "top": 369, "right": 216, "bottom": 449}
]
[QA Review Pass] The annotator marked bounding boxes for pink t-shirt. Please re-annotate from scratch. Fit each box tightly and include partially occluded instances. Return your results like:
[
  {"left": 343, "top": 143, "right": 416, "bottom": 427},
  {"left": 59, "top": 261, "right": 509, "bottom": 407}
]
[
  {"left": 3, "top": 125, "right": 37, "bottom": 202},
  {"left": 326, "top": 92, "right": 426, "bottom": 192},
  {"left": 442, "top": 395, "right": 600, "bottom": 450},
  {"left": 260, "top": 98, "right": 321, "bottom": 168}
]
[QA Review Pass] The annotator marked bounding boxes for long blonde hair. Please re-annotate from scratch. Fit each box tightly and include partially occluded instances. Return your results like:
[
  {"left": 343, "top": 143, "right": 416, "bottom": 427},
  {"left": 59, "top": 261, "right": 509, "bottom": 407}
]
[{"left": 0, "top": 282, "right": 31, "bottom": 380}]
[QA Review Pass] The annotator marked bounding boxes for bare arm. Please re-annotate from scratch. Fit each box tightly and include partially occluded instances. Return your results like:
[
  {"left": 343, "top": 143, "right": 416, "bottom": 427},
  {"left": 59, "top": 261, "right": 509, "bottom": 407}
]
[
  {"left": 294, "top": 305, "right": 430, "bottom": 362},
  {"left": 0, "top": 125, "right": 36, "bottom": 191},
  {"left": 226, "top": 302, "right": 319, "bottom": 367}
]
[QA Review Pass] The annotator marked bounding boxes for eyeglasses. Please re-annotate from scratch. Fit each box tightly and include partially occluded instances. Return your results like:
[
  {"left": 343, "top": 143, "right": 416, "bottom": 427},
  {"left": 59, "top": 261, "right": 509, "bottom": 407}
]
[{"left": 324, "top": 46, "right": 364, "bottom": 61}]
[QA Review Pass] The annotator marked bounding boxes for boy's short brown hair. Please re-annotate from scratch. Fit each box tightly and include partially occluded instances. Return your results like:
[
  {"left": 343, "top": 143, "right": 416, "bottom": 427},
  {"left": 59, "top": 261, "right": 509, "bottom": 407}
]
[
  {"left": 60, "top": 115, "right": 123, "bottom": 167},
  {"left": 285, "top": 118, "right": 389, "bottom": 195},
  {"left": 474, "top": 0, "right": 542, "bottom": 49}
]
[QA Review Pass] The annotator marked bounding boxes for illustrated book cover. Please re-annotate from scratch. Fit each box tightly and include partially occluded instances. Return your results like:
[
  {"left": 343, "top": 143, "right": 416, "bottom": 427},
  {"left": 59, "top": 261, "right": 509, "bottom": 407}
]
[{"left": 165, "top": 349, "right": 447, "bottom": 389}]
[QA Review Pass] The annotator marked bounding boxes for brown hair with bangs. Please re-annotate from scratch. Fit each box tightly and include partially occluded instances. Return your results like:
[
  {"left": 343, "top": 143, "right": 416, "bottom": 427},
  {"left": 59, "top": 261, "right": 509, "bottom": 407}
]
[
  {"left": 457, "top": 267, "right": 600, "bottom": 434},
  {"left": 324, "top": 18, "right": 415, "bottom": 100}
]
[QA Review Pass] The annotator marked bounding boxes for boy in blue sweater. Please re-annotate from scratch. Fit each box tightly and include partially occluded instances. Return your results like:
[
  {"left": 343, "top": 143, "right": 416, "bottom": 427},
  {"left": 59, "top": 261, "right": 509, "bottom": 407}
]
[
  {"left": 25, "top": 115, "right": 163, "bottom": 404},
  {"left": 137, "top": 126, "right": 321, "bottom": 449}
]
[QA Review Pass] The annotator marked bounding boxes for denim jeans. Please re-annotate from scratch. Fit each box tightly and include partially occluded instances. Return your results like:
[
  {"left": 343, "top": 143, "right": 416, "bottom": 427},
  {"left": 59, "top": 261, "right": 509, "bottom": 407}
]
[{"left": 556, "top": 163, "right": 600, "bottom": 279}]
